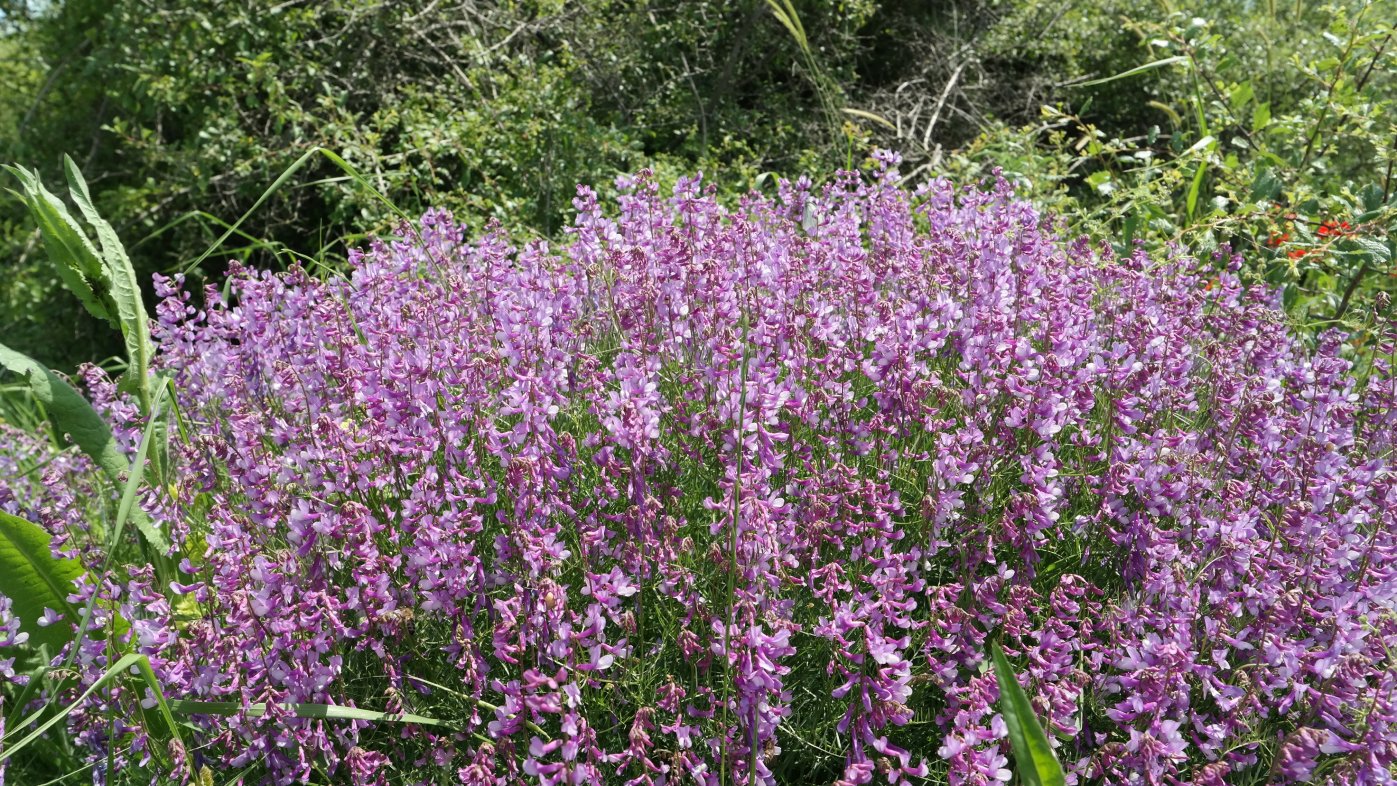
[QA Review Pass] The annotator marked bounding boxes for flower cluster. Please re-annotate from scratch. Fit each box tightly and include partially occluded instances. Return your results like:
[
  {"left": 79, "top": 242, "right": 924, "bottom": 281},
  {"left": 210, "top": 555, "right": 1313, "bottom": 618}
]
[{"left": 4, "top": 155, "right": 1396, "bottom": 785}]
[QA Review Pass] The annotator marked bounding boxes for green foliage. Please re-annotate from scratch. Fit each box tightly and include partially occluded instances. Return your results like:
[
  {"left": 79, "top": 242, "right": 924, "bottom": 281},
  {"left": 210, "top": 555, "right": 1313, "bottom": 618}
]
[
  {"left": 0, "top": 0, "right": 878, "bottom": 370},
  {"left": 0, "top": 165, "right": 174, "bottom": 783},
  {"left": 0, "top": 652, "right": 184, "bottom": 772},
  {"left": 934, "top": 0, "right": 1397, "bottom": 335},
  {"left": 0, "top": 511, "right": 86, "bottom": 657},
  {"left": 1, "top": 159, "right": 173, "bottom": 553},
  {"left": 990, "top": 642, "right": 1066, "bottom": 786},
  {"left": 4, "top": 0, "right": 1392, "bottom": 370},
  {"left": 0, "top": 343, "right": 123, "bottom": 483},
  {"left": 6, "top": 157, "right": 155, "bottom": 404}
]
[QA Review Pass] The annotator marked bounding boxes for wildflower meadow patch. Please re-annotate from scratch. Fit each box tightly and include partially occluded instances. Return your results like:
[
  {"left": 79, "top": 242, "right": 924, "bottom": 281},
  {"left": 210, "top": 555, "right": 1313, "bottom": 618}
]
[{"left": 2, "top": 156, "right": 1396, "bottom": 784}]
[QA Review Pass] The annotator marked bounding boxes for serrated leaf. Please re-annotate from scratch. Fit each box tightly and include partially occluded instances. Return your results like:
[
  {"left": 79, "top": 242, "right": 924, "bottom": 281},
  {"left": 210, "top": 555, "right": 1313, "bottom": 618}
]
[
  {"left": 991, "top": 643, "right": 1066, "bottom": 786},
  {"left": 1354, "top": 237, "right": 1392, "bottom": 264},
  {"left": 0, "top": 343, "right": 169, "bottom": 552},
  {"left": 0, "top": 511, "right": 85, "bottom": 655}
]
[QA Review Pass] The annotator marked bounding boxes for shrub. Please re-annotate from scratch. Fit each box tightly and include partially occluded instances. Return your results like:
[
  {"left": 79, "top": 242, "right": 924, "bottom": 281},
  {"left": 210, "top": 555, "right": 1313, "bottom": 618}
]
[
  {"left": 921, "top": 0, "right": 1397, "bottom": 337},
  {"left": 0, "top": 0, "right": 875, "bottom": 372},
  {"left": 3, "top": 158, "right": 1397, "bottom": 784}
]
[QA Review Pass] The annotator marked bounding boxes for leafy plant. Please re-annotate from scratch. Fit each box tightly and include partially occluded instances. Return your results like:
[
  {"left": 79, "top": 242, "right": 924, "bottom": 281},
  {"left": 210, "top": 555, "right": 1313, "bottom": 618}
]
[
  {"left": 2, "top": 160, "right": 169, "bottom": 552},
  {"left": 931, "top": 0, "right": 1397, "bottom": 335},
  {"left": 2, "top": 162, "right": 1386, "bottom": 783},
  {"left": 991, "top": 642, "right": 1066, "bottom": 786},
  {"left": 0, "top": 511, "right": 85, "bottom": 657}
]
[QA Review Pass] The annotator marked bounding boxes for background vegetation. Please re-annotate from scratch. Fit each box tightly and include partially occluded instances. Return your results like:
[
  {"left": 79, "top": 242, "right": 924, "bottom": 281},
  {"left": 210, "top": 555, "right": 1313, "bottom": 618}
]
[
  {"left": 1, "top": 0, "right": 1394, "bottom": 363},
  {"left": 1, "top": 2, "right": 1396, "bottom": 784}
]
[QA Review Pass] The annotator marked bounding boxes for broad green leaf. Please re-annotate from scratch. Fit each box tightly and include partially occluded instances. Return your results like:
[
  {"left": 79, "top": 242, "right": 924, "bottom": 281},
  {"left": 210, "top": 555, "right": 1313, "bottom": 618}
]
[
  {"left": 0, "top": 343, "right": 170, "bottom": 552},
  {"left": 1358, "top": 183, "right": 1386, "bottom": 212},
  {"left": 1250, "top": 169, "right": 1284, "bottom": 202},
  {"left": 62, "top": 156, "right": 153, "bottom": 404},
  {"left": 1229, "top": 80, "right": 1254, "bottom": 111},
  {"left": 0, "top": 344, "right": 127, "bottom": 477},
  {"left": 991, "top": 642, "right": 1066, "bottom": 786},
  {"left": 168, "top": 700, "right": 450, "bottom": 728},
  {"left": 2, "top": 164, "right": 114, "bottom": 327},
  {"left": 1251, "top": 101, "right": 1271, "bottom": 132},
  {"left": 0, "top": 512, "right": 85, "bottom": 655},
  {"left": 1353, "top": 237, "right": 1392, "bottom": 264}
]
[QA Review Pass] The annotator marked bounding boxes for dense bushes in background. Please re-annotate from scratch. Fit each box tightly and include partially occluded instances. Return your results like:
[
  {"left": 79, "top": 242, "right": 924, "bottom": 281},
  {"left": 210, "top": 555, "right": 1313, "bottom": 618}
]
[
  {"left": 0, "top": 0, "right": 876, "bottom": 369},
  {"left": 3, "top": 157, "right": 1396, "bottom": 785},
  {"left": 5, "top": 0, "right": 1391, "bottom": 371}
]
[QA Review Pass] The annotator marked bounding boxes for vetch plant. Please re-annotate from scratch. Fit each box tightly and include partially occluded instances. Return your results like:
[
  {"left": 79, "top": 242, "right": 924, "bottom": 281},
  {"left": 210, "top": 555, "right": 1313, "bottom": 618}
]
[{"left": 2, "top": 152, "right": 1396, "bottom": 784}]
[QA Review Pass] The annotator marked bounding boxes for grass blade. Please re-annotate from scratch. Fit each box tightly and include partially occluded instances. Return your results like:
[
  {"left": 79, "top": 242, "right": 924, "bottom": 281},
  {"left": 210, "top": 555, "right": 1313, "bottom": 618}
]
[
  {"left": 1066, "top": 55, "right": 1189, "bottom": 88},
  {"left": 0, "top": 652, "right": 183, "bottom": 768},
  {"left": 991, "top": 642, "right": 1066, "bottom": 786},
  {"left": 183, "top": 147, "right": 419, "bottom": 276},
  {"left": 169, "top": 700, "right": 449, "bottom": 728},
  {"left": 1187, "top": 160, "right": 1208, "bottom": 221}
]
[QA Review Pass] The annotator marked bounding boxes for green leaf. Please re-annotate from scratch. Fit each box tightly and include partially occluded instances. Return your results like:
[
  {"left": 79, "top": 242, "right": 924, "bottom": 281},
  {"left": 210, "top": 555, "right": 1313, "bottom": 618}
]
[
  {"left": 168, "top": 700, "right": 450, "bottom": 728},
  {"left": 1353, "top": 237, "right": 1392, "bottom": 264},
  {"left": 0, "top": 512, "right": 85, "bottom": 655},
  {"left": 1229, "top": 80, "right": 1254, "bottom": 111},
  {"left": 1251, "top": 101, "right": 1271, "bottom": 132},
  {"left": 0, "top": 344, "right": 126, "bottom": 477},
  {"left": 1250, "top": 169, "right": 1284, "bottom": 202},
  {"left": 3, "top": 164, "right": 114, "bottom": 327},
  {"left": 0, "top": 343, "right": 170, "bottom": 552},
  {"left": 1187, "top": 161, "right": 1208, "bottom": 221},
  {"left": 1358, "top": 183, "right": 1385, "bottom": 212},
  {"left": 991, "top": 643, "right": 1066, "bottom": 786},
  {"left": 62, "top": 156, "right": 154, "bottom": 404}
]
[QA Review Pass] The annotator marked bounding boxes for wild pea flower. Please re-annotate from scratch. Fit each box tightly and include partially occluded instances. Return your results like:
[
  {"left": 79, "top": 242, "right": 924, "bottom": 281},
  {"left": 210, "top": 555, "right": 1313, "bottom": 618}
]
[{"left": 2, "top": 153, "right": 1395, "bottom": 784}]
